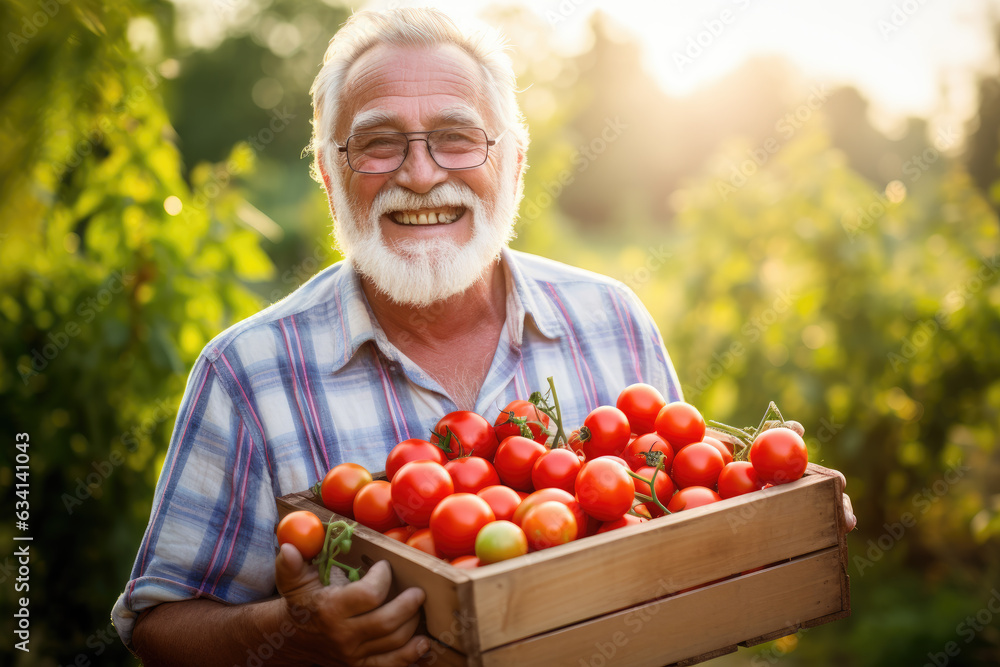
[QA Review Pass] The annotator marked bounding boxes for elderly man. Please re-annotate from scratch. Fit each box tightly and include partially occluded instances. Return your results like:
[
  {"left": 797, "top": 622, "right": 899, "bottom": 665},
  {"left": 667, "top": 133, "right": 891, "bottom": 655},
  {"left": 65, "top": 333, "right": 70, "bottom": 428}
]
[{"left": 115, "top": 7, "right": 852, "bottom": 667}]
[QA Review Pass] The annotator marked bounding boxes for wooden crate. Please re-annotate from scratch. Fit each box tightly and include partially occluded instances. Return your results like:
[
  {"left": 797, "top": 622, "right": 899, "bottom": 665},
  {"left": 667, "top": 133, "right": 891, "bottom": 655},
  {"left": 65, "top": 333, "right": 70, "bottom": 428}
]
[{"left": 276, "top": 462, "right": 850, "bottom": 667}]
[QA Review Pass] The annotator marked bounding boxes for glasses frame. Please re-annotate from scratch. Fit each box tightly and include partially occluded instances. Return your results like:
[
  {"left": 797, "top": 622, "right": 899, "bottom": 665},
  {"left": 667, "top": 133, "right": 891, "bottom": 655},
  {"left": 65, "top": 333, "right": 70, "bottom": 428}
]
[{"left": 336, "top": 126, "right": 507, "bottom": 175}]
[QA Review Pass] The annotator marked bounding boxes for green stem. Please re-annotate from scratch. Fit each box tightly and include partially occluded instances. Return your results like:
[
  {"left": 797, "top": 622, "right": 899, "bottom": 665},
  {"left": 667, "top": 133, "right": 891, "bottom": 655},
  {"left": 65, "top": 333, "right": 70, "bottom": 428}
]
[{"left": 546, "top": 376, "right": 567, "bottom": 448}]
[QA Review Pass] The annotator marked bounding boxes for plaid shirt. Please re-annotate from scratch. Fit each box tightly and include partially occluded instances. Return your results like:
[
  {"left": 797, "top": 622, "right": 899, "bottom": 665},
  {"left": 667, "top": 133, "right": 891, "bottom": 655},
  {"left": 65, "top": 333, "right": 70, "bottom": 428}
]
[{"left": 112, "top": 248, "right": 681, "bottom": 648}]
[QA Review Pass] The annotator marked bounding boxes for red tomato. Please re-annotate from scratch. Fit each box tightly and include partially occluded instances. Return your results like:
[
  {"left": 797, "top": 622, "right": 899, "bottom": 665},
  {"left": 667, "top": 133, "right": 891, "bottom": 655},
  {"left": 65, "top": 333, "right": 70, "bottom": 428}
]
[
  {"left": 632, "top": 465, "right": 676, "bottom": 514},
  {"left": 622, "top": 433, "right": 674, "bottom": 472},
  {"left": 475, "top": 520, "right": 528, "bottom": 564},
  {"left": 405, "top": 528, "right": 438, "bottom": 557},
  {"left": 521, "top": 501, "right": 577, "bottom": 550},
  {"left": 575, "top": 458, "right": 635, "bottom": 522},
  {"left": 353, "top": 480, "right": 403, "bottom": 533},
  {"left": 717, "top": 461, "right": 763, "bottom": 499},
  {"left": 276, "top": 511, "right": 325, "bottom": 560},
  {"left": 429, "top": 493, "right": 496, "bottom": 558},
  {"left": 654, "top": 402, "right": 706, "bottom": 450},
  {"left": 671, "top": 442, "right": 725, "bottom": 489},
  {"left": 445, "top": 456, "right": 500, "bottom": 494},
  {"left": 701, "top": 436, "right": 734, "bottom": 465},
  {"left": 596, "top": 513, "right": 646, "bottom": 534},
  {"left": 451, "top": 555, "right": 481, "bottom": 569},
  {"left": 494, "top": 400, "right": 550, "bottom": 444},
  {"left": 579, "top": 406, "right": 631, "bottom": 460},
  {"left": 383, "top": 526, "right": 415, "bottom": 542},
  {"left": 666, "top": 486, "right": 722, "bottom": 512},
  {"left": 319, "top": 463, "right": 372, "bottom": 517},
  {"left": 616, "top": 383, "right": 666, "bottom": 435},
  {"left": 531, "top": 448, "right": 583, "bottom": 493},
  {"left": 390, "top": 460, "right": 454, "bottom": 528},
  {"left": 750, "top": 427, "right": 808, "bottom": 484},
  {"left": 476, "top": 485, "right": 522, "bottom": 522},
  {"left": 432, "top": 411, "right": 498, "bottom": 460},
  {"left": 511, "top": 488, "right": 576, "bottom": 526},
  {"left": 385, "top": 438, "right": 447, "bottom": 481},
  {"left": 493, "top": 436, "right": 547, "bottom": 491}
]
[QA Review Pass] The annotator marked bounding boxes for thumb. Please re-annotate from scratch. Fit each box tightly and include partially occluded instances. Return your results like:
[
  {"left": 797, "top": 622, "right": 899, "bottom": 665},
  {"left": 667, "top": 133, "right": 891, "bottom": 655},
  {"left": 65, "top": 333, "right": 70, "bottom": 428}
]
[{"left": 276, "top": 542, "right": 316, "bottom": 596}]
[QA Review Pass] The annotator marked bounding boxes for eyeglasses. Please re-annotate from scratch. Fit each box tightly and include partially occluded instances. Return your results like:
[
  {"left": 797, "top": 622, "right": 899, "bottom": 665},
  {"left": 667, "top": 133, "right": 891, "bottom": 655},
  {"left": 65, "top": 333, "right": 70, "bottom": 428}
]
[{"left": 336, "top": 127, "right": 504, "bottom": 174}]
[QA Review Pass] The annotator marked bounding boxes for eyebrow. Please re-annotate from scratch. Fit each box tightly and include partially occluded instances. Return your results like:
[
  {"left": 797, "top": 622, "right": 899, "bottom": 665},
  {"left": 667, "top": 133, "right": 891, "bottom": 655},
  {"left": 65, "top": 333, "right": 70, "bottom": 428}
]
[{"left": 348, "top": 106, "right": 485, "bottom": 136}]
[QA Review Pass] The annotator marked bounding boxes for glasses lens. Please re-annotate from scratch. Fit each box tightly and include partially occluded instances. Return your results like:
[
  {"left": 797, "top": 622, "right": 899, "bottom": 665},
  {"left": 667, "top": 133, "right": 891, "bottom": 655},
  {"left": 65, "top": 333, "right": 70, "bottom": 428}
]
[
  {"left": 428, "top": 128, "right": 488, "bottom": 169},
  {"left": 348, "top": 133, "right": 408, "bottom": 173}
]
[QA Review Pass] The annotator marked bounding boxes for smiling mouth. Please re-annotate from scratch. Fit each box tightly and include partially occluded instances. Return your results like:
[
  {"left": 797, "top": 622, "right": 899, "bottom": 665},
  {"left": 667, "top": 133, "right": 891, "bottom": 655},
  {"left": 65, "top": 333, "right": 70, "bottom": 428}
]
[{"left": 388, "top": 206, "right": 465, "bottom": 225}]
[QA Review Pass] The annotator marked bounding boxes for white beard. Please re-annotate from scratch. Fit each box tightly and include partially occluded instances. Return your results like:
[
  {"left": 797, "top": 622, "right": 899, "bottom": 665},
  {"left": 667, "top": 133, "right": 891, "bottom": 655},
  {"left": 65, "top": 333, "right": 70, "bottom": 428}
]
[{"left": 328, "top": 152, "right": 519, "bottom": 308}]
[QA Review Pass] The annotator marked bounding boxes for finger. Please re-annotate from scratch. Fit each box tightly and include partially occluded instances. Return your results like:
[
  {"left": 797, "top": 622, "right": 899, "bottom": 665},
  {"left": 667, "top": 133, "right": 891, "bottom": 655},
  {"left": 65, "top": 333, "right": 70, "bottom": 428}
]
[
  {"left": 355, "top": 608, "right": 421, "bottom": 657},
  {"left": 339, "top": 560, "right": 394, "bottom": 617},
  {"left": 358, "top": 634, "right": 431, "bottom": 667},
  {"left": 843, "top": 494, "right": 857, "bottom": 532},
  {"left": 351, "top": 586, "right": 425, "bottom": 644},
  {"left": 275, "top": 542, "right": 305, "bottom": 595}
]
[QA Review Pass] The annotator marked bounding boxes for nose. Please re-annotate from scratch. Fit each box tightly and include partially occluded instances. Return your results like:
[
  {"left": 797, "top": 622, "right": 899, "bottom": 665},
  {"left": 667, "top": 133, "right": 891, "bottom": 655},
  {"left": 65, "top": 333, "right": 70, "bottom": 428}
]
[{"left": 392, "top": 138, "right": 449, "bottom": 194}]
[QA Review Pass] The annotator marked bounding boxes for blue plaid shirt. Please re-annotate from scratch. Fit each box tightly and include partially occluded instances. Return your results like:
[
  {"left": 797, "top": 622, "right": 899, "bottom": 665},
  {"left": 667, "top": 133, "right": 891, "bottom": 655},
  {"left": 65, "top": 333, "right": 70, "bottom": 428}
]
[{"left": 112, "top": 248, "right": 681, "bottom": 648}]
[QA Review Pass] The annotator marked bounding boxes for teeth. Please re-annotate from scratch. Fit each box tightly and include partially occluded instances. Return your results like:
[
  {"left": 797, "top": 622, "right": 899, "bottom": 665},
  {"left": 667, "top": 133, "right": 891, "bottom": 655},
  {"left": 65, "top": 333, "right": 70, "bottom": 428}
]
[
  {"left": 391, "top": 208, "right": 462, "bottom": 225},
  {"left": 428, "top": 212, "right": 438, "bottom": 224}
]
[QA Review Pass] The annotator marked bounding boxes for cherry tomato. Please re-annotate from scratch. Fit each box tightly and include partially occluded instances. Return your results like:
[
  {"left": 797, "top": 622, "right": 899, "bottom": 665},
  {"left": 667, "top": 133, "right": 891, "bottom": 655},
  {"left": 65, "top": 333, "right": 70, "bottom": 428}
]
[
  {"left": 276, "top": 511, "right": 325, "bottom": 560},
  {"left": 666, "top": 486, "right": 722, "bottom": 512},
  {"left": 632, "top": 465, "right": 676, "bottom": 514},
  {"left": 654, "top": 402, "right": 706, "bottom": 450},
  {"left": 320, "top": 463, "right": 372, "bottom": 517},
  {"left": 432, "top": 411, "right": 498, "bottom": 460},
  {"left": 575, "top": 458, "right": 635, "bottom": 522},
  {"left": 622, "top": 433, "right": 674, "bottom": 472},
  {"left": 353, "top": 480, "right": 403, "bottom": 533},
  {"left": 521, "top": 501, "right": 577, "bottom": 550},
  {"left": 493, "top": 436, "right": 547, "bottom": 491},
  {"left": 391, "top": 460, "right": 454, "bottom": 527},
  {"left": 405, "top": 528, "right": 438, "bottom": 557},
  {"left": 511, "top": 487, "right": 575, "bottom": 526},
  {"left": 383, "top": 526, "right": 415, "bottom": 542},
  {"left": 477, "top": 485, "right": 522, "bottom": 522},
  {"left": 445, "top": 456, "right": 500, "bottom": 494},
  {"left": 702, "top": 436, "right": 734, "bottom": 465},
  {"left": 531, "top": 447, "right": 584, "bottom": 493},
  {"left": 429, "top": 493, "right": 496, "bottom": 558},
  {"left": 475, "top": 520, "right": 529, "bottom": 564},
  {"left": 385, "top": 438, "right": 447, "bottom": 481},
  {"left": 717, "top": 461, "right": 763, "bottom": 499},
  {"left": 671, "top": 442, "right": 725, "bottom": 489},
  {"left": 596, "top": 513, "right": 646, "bottom": 534},
  {"left": 579, "top": 406, "right": 631, "bottom": 460},
  {"left": 494, "top": 400, "right": 550, "bottom": 444},
  {"left": 451, "top": 555, "right": 481, "bottom": 569},
  {"left": 616, "top": 383, "right": 666, "bottom": 435},
  {"left": 750, "top": 427, "right": 808, "bottom": 484}
]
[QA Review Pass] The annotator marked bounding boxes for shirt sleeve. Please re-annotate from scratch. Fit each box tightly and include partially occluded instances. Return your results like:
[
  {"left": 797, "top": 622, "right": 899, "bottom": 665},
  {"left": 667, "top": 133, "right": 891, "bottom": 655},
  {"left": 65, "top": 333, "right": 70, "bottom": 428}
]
[
  {"left": 112, "top": 355, "right": 278, "bottom": 652},
  {"left": 613, "top": 283, "right": 684, "bottom": 403}
]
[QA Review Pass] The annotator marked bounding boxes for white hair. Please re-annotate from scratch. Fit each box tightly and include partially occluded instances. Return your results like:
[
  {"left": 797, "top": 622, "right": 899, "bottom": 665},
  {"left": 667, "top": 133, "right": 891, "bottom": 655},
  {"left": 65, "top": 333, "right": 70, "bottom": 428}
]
[{"left": 307, "top": 7, "right": 530, "bottom": 185}]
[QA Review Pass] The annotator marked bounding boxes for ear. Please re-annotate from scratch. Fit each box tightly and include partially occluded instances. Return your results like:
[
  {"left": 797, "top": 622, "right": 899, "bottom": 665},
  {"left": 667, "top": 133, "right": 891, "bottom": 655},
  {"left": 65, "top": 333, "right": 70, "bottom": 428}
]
[{"left": 316, "top": 149, "right": 339, "bottom": 216}]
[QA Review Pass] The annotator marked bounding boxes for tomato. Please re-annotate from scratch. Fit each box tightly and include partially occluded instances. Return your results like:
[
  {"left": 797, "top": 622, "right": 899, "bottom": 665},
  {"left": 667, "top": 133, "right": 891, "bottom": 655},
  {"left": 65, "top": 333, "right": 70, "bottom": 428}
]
[
  {"left": 390, "top": 460, "right": 454, "bottom": 527},
  {"left": 494, "top": 400, "right": 550, "bottom": 444},
  {"left": 717, "top": 461, "right": 763, "bottom": 499},
  {"left": 511, "top": 487, "right": 575, "bottom": 526},
  {"left": 632, "top": 465, "right": 676, "bottom": 514},
  {"left": 701, "top": 436, "right": 734, "bottom": 465},
  {"left": 451, "top": 555, "right": 481, "bottom": 569},
  {"left": 385, "top": 438, "right": 447, "bottom": 481},
  {"left": 383, "top": 526, "right": 415, "bottom": 542},
  {"left": 670, "top": 442, "right": 725, "bottom": 489},
  {"left": 445, "top": 456, "right": 500, "bottom": 494},
  {"left": 575, "top": 458, "right": 635, "bottom": 522},
  {"left": 405, "top": 528, "right": 438, "bottom": 557},
  {"left": 276, "top": 510, "right": 325, "bottom": 560},
  {"left": 633, "top": 503, "right": 653, "bottom": 519},
  {"left": 750, "top": 427, "right": 808, "bottom": 484},
  {"left": 654, "top": 402, "right": 706, "bottom": 450},
  {"left": 616, "top": 383, "right": 666, "bottom": 435},
  {"left": 429, "top": 493, "right": 496, "bottom": 558},
  {"left": 475, "top": 520, "right": 529, "bottom": 564},
  {"left": 319, "top": 463, "right": 372, "bottom": 517},
  {"left": 493, "top": 436, "right": 547, "bottom": 491},
  {"left": 622, "top": 433, "right": 674, "bottom": 472},
  {"left": 432, "top": 411, "right": 498, "bottom": 460},
  {"left": 521, "top": 501, "right": 577, "bottom": 550},
  {"left": 596, "top": 513, "right": 646, "bottom": 534},
  {"left": 666, "top": 486, "right": 722, "bottom": 512},
  {"left": 578, "top": 406, "right": 631, "bottom": 460},
  {"left": 477, "top": 485, "right": 522, "bottom": 522},
  {"left": 353, "top": 480, "right": 403, "bottom": 533},
  {"left": 531, "top": 447, "right": 583, "bottom": 493}
]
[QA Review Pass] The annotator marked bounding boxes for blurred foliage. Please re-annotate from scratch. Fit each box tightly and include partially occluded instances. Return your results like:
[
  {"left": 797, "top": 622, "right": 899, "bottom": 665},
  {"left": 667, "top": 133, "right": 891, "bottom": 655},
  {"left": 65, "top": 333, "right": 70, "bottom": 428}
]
[{"left": 1, "top": 1, "right": 999, "bottom": 666}]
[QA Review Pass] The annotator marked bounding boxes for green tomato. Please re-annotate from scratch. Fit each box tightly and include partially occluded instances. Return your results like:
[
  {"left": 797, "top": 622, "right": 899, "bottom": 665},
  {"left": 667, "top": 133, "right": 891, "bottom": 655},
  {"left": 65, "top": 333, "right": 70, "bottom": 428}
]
[{"left": 475, "top": 520, "right": 528, "bottom": 564}]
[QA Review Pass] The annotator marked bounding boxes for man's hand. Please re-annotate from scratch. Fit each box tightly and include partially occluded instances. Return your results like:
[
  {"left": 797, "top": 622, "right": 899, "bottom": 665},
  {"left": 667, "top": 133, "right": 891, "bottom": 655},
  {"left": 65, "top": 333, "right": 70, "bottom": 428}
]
[
  {"left": 778, "top": 420, "right": 856, "bottom": 534},
  {"left": 274, "top": 543, "right": 429, "bottom": 667}
]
